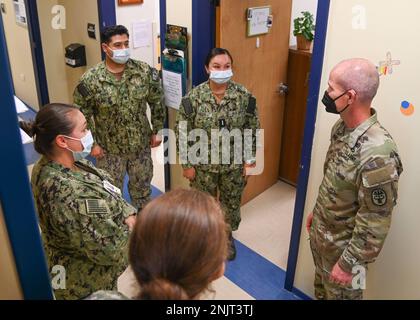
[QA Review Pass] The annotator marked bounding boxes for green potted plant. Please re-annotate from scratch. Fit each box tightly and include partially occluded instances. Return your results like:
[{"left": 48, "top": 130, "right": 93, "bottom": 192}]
[{"left": 293, "top": 11, "right": 315, "bottom": 51}]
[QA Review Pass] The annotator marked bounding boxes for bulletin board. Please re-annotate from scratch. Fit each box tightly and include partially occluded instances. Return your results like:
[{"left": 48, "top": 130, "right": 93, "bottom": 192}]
[{"left": 246, "top": 6, "right": 272, "bottom": 37}]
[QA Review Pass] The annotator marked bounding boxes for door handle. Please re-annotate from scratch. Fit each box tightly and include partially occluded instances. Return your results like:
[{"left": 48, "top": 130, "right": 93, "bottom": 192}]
[{"left": 277, "top": 83, "right": 289, "bottom": 95}]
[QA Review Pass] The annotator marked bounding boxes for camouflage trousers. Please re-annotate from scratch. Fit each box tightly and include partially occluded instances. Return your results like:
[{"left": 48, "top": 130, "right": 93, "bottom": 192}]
[
  {"left": 309, "top": 233, "right": 363, "bottom": 300},
  {"left": 97, "top": 148, "right": 153, "bottom": 211},
  {"left": 50, "top": 253, "right": 125, "bottom": 300},
  {"left": 191, "top": 167, "right": 246, "bottom": 231}
]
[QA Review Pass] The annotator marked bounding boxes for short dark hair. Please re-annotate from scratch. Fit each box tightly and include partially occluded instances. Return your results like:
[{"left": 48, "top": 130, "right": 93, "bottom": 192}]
[
  {"left": 205, "top": 48, "right": 233, "bottom": 67},
  {"left": 19, "top": 103, "right": 78, "bottom": 156},
  {"left": 101, "top": 25, "right": 130, "bottom": 44}
]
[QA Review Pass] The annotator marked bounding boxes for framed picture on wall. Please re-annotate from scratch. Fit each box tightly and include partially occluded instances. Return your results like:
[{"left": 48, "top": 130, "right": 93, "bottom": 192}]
[{"left": 118, "top": 0, "right": 143, "bottom": 5}]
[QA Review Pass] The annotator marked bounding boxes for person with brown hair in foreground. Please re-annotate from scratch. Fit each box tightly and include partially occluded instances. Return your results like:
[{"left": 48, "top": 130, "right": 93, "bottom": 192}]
[{"left": 88, "top": 189, "right": 228, "bottom": 300}]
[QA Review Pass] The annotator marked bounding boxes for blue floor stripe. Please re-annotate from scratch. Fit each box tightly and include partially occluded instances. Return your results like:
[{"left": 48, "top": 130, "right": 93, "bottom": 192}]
[{"left": 225, "top": 240, "right": 300, "bottom": 300}]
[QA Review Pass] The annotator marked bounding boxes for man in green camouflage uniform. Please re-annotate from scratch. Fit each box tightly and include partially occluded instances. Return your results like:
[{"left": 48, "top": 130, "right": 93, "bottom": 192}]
[
  {"left": 176, "top": 80, "right": 260, "bottom": 243},
  {"left": 32, "top": 156, "right": 136, "bottom": 300},
  {"left": 73, "top": 25, "right": 165, "bottom": 211},
  {"left": 307, "top": 58, "right": 403, "bottom": 300}
]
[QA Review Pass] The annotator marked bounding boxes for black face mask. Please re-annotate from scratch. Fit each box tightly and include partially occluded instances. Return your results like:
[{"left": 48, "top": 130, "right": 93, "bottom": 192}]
[{"left": 322, "top": 91, "right": 350, "bottom": 114}]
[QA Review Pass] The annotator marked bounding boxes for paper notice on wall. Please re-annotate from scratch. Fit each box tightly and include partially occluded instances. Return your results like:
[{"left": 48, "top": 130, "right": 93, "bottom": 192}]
[
  {"left": 162, "top": 70, "right": 183, "bottom": 110},
  {"left": 13, "top": 0, "right": 27, "bottom": 26},
  {"left": 132, "top": 21, "right": 153, "bottom": 48}
]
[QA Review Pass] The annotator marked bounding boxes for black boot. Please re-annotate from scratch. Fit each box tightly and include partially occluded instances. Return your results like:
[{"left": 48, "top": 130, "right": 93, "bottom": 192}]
[{"left": 227, "top": 232, "right": 236, "bottom": 261}]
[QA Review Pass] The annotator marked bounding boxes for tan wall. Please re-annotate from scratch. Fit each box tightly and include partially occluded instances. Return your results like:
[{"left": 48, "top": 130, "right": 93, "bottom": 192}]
[
  {"left": 115, "top": 0, "right": 160, "bottom": 67},
  {"left": 0, "top": 203, "right": 23, "bottom": 300},
  {"left": 166, "top": 0, "right": 192, "bottom": 190},
  {"left": 58, "top": 0, "right": 102, "bottom": 102},
  {"left": 1, "top": 0, "right": 39, "bottom": 110},
  {"left": 294, "top": 0, "right": 420, "bottom": 299},
  {"left": 37, "top": 0, "right": 70, "bottom": 104}
]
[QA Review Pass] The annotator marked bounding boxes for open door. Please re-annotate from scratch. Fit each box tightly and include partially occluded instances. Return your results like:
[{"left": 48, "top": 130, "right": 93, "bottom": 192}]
[{"left": 219, "top": 0, "right": 292, "bottom": 204}]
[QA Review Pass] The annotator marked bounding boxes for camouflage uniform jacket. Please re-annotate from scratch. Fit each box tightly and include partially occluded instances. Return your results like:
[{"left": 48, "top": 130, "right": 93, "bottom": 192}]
[
  {"left": 86, "top": 290, "right": 129, "bottom": 300},
  {"left": 312, "top": 109, "right": 403, "bottom": 273},
  {"left": 73, "top": 59, "right": 166, "bottom": 154},
  {"left": 31, "top": 157, "right": 136, "bottom": 299},
  {"left": 176, "top": 81, "right": 260, "bottom": 173}
]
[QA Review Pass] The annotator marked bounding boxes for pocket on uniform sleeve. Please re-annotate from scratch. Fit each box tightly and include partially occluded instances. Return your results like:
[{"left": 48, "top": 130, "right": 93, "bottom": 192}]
[{"left": 361, "top": 164, "right": 398, "bottom": 215}]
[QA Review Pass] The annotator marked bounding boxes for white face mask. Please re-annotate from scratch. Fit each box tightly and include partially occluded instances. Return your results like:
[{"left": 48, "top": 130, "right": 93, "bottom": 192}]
[
  {"left": 209, "top": 69, "right": 233, "bottom": 84},
  {"left": 108, "top": 47, "right": 131, "bottom": 65},
  {"left": 63, "top": 130, "right": 94, "bottom": 162}
]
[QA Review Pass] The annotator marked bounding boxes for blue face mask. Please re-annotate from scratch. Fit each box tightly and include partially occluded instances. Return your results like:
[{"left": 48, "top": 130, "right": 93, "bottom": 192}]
[
  {"left": 63, "top": 131, "right": 94, "bottom": 162},
  {"left": 209, "top": 69, "right": 233, "bottom": 84},
  {"left": 109, "top": 47, "right": 130, "bottom": 65}
]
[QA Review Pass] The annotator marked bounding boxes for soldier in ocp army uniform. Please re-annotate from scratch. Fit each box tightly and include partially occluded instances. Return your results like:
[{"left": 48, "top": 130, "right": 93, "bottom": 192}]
[
  {"left": 73, "top": 25, "right": 166, "bottom": 211},
  {"left": 307, "top": 58, "right": 403, "bottom": 300},
  {"left": 176, "top": 48, "right": 260, "bottom": 260}
]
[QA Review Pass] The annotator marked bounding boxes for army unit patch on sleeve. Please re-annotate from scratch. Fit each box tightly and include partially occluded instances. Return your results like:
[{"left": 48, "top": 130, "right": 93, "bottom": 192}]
[
  {"left": 371, "top": 188, "right": 387, "bottom": 206},
  {"left": 77, "top": 82, "right": 91, "bottom": 99}
]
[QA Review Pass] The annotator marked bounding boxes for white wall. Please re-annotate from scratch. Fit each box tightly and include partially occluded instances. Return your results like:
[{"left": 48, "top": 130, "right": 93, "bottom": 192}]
[
  {"left": 1, "top": 0, "right": 39, "bottom": 109},
  {"left": 289, "top": 0, "right": 318, "bottom": 46},
  {"left": 37, "top": 0, "right": 70, "bottom": 104},
  {"left": 294, "top": 0, "right": 420, "bottom": 299},
  {"left": 0, "top": 203, "right": 23, "bottom": 300},
  {"left": 59, "top": 0, "right": 102, "bottom": 102},
  {"left": 115, "top": 0, "right": 160, "bottom": 67}
]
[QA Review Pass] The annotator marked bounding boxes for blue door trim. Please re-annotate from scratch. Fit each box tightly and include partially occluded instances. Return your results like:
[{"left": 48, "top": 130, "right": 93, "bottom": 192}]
[
  {"left": 159, "top": 0, "right": 167, "bottom": 58},
  {"left": 192, "top": 0, "right": 216, "bottom": 87},
  {"left": 284, "top": 0, "right": 331, "bottom": 291},
  {"left": 0, "top": 12, "right": 53, "bottom": 300},
  {"left": 97, "top": 0, "right": 117, "bottom": 61},
  {"left": 25, "top": 0, "right": 50, "bottom": 106},
  {"left": 159, "top": 0, "right": 171, "bottom": 192}
]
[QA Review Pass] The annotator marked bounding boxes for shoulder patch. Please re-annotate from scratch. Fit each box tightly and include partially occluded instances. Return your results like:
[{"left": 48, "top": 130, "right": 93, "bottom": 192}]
[
  {"left": 371, "top": 188, "right": 387, "bottom": 206},
  {"left": 182, "top": 97, "right": 193, "bottom": 116},
  {"left": 362, "top": 163, "right": 398, "bottom": 188},
  {"left": 77, "top": 82, "right": 92, "bottom": 99},
  {"left": 247, "top": 96, "right": 257, "bottom": 114}
]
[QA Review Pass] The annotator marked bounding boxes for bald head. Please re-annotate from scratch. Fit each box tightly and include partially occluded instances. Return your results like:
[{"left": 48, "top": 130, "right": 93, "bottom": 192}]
[{"left": 331, "top": 58, "right": 380, "bottom": 104}]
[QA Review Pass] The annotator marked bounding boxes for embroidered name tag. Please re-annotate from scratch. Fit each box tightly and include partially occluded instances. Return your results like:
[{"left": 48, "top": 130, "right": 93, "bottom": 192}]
[{"left": 103, "top": 180, "right": 122, "bottom": 197}]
